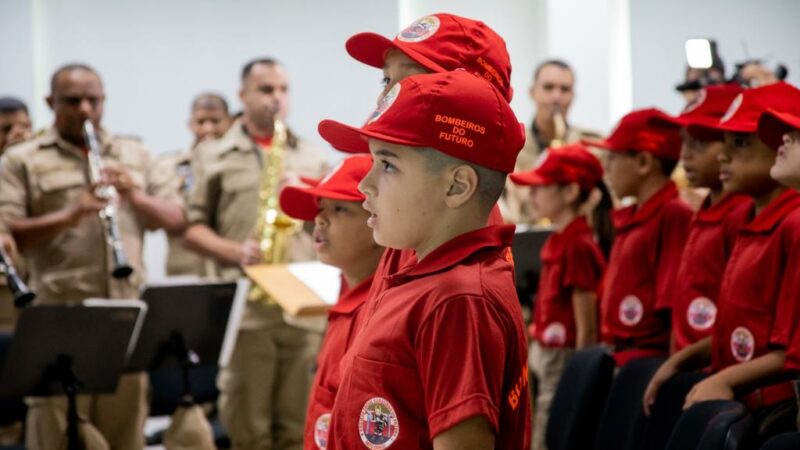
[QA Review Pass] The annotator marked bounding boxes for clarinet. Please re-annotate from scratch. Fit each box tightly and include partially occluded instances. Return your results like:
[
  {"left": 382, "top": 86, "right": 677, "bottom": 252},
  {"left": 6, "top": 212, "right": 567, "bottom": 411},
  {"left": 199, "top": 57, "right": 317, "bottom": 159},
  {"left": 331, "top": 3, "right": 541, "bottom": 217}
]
[
  {"left": 0, "top": 246, "right": 35, "bottom": 307},
  {"left": 82, "top": 120, "right": 133, "bottom": 279}
]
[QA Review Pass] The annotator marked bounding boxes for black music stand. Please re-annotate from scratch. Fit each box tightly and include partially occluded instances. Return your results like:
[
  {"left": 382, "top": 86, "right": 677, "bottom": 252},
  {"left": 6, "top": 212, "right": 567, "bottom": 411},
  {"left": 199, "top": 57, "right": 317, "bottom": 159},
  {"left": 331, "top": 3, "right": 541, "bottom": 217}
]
[
  {"left": 0, "top": 300, "right": 147, "bottom": 450},
  {"left": 126, "top": 280, "right": 247, "bottom": 406},
  {"left": 512, "top": 227, "right": 552, "bottom": 307}
]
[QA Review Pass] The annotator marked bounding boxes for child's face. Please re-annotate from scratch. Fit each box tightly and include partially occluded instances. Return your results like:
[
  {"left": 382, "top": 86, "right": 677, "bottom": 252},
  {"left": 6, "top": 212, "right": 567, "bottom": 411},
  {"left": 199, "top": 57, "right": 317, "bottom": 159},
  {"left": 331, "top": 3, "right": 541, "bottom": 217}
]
[
  {"left": 605, "top": 151, "right": 640, "bottom": 198},
  {"left": 770, "top": 130, "right": 800, "bottom": 188},
  {"left": 530, "top": 184, "right": 569, "bottom": 220},
  {"left": 361, "top": 140, "right": 446, "bottom": 250},
  {"left": 718, "top": 132, "right": 777, "bottom": 196},
  {"left": 313, "top": 198, "right": 378, "bottom": 270},
  {"left": 379, "top": 50, "right": 428, "bottom": 103},
  {"left": 680, "top": 129, "right": 725, "bottom": 189}
]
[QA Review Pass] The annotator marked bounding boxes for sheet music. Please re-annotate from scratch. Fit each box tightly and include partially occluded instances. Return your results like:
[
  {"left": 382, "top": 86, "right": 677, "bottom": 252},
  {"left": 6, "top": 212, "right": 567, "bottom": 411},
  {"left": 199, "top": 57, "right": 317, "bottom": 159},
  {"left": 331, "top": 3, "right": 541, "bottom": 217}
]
[{"left": 286, "top": 261, "right": 341, "bottom": 306}]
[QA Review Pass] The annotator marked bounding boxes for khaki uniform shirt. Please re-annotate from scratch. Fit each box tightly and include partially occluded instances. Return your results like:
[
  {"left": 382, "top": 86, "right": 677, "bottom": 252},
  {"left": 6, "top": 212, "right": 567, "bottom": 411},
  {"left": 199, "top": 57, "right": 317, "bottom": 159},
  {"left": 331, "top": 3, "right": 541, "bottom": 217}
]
[
  {"left": 187, "top": 119, "right": 327, "bottom": 328},
  {"left": 502, "top": 125, "right": 601, "bottom": 224},
  {"left": 150, "top": 149, "right": 209, "bottom": 277},
  {"left": 0, "top": 127, "right": 169, "bottom": 305}
]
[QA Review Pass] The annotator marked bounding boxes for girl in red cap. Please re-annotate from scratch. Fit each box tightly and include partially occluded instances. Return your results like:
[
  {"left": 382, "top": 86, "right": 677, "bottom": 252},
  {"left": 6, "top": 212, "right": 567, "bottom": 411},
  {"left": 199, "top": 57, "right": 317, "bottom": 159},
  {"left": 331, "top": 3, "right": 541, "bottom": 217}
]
[{"left": 509, "top": 144, "right": 612, "bottom": 450}]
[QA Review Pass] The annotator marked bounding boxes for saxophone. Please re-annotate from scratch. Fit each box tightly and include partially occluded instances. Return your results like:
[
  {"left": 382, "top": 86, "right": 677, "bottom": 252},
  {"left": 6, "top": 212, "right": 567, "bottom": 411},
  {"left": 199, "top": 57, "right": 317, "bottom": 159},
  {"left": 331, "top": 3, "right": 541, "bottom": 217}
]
[
  {"left": 248, "top": 116, "right": 302, "bottom": 302},
  {"left": 550, "top": 104, "right": 567, "bottom": 148}
]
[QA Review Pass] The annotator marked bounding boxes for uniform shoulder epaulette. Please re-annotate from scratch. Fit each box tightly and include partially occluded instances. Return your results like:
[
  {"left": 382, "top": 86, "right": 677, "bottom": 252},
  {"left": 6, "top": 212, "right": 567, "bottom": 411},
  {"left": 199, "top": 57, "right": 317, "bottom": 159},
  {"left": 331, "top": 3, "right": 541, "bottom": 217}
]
[
  {"left": 157, "top": 149, "right": 186, "bottom": 159},
  {"left": 113, "top": 134, "right": 143, "bottom": 143}
]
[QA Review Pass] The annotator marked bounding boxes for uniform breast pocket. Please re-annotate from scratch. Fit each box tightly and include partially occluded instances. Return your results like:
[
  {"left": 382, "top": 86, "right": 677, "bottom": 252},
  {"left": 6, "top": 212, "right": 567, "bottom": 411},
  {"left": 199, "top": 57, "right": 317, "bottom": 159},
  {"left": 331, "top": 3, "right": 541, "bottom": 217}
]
[
  {"left": 35, "top": 171, "right": 87, "bottom": 216},
  {"left": 220, "top": 171, "right": 258, "bottom": 209},
  {"left": 343, "top": 355, "right": 428, "bottom": 450}
]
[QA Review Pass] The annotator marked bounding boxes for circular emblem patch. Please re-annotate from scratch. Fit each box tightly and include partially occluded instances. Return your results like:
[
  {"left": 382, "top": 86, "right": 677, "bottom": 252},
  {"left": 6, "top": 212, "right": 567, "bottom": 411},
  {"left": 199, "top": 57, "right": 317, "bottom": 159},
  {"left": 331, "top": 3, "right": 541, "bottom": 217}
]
[
  {"left": 686, "top": 297, "right": 717, "bottom": 331},
  {"left": 397, "top": 16, "right": 441, "bottom": 43},
  {"left": 368, "top": 83, "right": 401, "bottom": 124},
  {"left": 730, "top": 326, "right": 755, "bottom": 362},
  {"left": 314, "top": 413, "right": 331, "bottom": 449},
  {"left": 533, "top": 149, "right": 550, "bottom": 169},
  {"left": 359, "top": 397, "right": 399, "bottom": 449},
  {"left": 542, "top": 322, "right": 567, "bottom": 346},
  {"left": 619, "top": 295, "right": 644, "bottom": 326},
  {"left": 683, "top": 88, "right": 707, "bottom": 114},
  {"left": 720, "top": 93, "right": 743, "bottom": 123}
]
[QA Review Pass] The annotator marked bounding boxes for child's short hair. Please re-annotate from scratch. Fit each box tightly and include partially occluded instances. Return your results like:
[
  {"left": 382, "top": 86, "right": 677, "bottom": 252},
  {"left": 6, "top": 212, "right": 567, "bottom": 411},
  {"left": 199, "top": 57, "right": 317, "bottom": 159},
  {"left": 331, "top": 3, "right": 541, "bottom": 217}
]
[{"left": 415, "top": 147, "right": 506, "bottom": 212}]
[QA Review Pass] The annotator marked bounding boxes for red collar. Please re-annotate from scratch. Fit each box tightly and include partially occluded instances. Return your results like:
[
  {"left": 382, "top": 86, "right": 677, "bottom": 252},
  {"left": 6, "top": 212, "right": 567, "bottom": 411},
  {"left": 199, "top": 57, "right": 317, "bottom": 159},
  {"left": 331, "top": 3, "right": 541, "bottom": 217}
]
[
  {"left": 613, "top": 182, "right": 680, "bottom": 231},
  {"left": 541, "top": 216, "right": 592, "bottom": 259},
  {"left": 386, "top": 225, "right": 515, "bottom": 285},
  {"left": 254, "top": 135, "right": 273, "bottom": 148},
  {"left": 742, "top": 189, "right": 800, "bottom": 234},
  {"left": 558, "top": 216, "right": 592, "bottom": 238},
  {"left": 695, "top": 193, "right": 752, "bottom": 224},
  {"left": 330, "top": 273, "right": 373, "bottom": 315}
]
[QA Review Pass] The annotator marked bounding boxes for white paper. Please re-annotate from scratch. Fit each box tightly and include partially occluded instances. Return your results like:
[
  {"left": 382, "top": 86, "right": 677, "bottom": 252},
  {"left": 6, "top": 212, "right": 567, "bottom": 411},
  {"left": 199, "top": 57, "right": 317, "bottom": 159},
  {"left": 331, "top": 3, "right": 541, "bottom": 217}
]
[{"left": 286, "top": 261, "right": 342, "bottom": 306}]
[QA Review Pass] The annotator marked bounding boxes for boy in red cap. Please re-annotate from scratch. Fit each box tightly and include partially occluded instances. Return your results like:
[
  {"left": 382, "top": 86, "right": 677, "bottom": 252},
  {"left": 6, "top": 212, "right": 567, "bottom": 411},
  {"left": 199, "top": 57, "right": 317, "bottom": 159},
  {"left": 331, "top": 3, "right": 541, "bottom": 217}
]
[
  {"left": 338, "top": 12, "right": 514, "bottom": 327},
  {"left": 317, "top": 71, "right": 530, "bottom": 449},
  {"left": 586, "top": 108, "right": 693, "bottom": 366},
  {"left": 278, "top": 155, "right": 384, "bottom": 450},
  {"left": 641, "top": 84, "right": 753, "bottom": 414},
  {"left": 346, "top": 12, "right": 513, "bottom": 103},
  {"left": 757, "top": 97, "right": 800, "bottom": 432},
  {"left": 509, "top": 144, "right": 610, "bottom": 450},
  {"left": 675, "top": 82, "right": 800, "bottom": 444}
]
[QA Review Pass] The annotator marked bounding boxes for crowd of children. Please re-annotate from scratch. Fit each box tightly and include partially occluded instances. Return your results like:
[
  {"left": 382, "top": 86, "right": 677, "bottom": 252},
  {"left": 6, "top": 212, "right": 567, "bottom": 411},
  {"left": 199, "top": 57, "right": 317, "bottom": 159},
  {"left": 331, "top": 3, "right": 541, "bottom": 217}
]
[{"left": 272, "top": 10, "right": 800, "bottom": 450}]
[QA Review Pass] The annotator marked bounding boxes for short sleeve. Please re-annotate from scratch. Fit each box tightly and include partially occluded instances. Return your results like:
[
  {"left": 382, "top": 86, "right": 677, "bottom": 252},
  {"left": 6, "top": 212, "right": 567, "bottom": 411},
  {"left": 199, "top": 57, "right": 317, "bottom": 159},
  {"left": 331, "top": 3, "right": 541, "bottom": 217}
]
[
  {"left": 148, "top": 154, "right": 184, "bottom": 206},
  {"left": 0, "top": 150, "right": 29, "bottom": 222},
  {"left": 563, "top": 238, "right": 604, "bottom": 292},
  {"left": 186, "top": 146, "right": 213, "bottom": 225},
  {"left": 415, "top": 296, "right": 509, "bottom": 438}
]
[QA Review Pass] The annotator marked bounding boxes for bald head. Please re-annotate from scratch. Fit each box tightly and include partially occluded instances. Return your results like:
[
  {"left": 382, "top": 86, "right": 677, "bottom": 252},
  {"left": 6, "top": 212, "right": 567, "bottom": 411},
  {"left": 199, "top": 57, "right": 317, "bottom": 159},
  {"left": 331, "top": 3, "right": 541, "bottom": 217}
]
[
  {"left": 46, "top": 63, "right": 105, "bottom": 146},
  {"left": 191, "top": 93, "right": 229, "bottom": 115},
  {"left": 50, "top": 64, "right": 102, "bottom": 95},
  {"left": 189, "top": 92, "right": 231, "bottom": 146}
]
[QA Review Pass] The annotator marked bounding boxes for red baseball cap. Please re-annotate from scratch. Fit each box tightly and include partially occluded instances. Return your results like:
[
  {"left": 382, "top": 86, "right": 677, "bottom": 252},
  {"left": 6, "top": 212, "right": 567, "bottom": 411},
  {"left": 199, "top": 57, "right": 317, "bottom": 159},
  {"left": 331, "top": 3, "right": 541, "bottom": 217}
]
[
  {"left": 346, "top": 13, "right": 513, "bottom": 102},
  {"left": 509, "top": 144, "right": 603, "bottom": 191},
  {"left": 688, "top": 82, "right": 800, "bottom": 140},
  {"left": 758, "top": 108, "right": 800, "bottom": 150},
  {"left": 318, "top": 71, "right": 525, "bottom": 173},
  {"left": 651, "top": 84, "right": 744, "bottom": 137},
  {"left": 279, "top": 155, "right": 372, "bottom": 221},
  {"left": 583, "top": 108, "right": 682, "bottom": 159}
]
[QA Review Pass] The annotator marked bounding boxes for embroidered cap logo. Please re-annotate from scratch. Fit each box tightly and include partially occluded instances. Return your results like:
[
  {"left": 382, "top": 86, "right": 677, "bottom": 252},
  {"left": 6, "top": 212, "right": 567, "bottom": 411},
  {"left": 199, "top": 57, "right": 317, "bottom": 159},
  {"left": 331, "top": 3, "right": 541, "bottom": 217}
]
[{"left": 396, "top": 16, "right": 441, "bottom": 43}]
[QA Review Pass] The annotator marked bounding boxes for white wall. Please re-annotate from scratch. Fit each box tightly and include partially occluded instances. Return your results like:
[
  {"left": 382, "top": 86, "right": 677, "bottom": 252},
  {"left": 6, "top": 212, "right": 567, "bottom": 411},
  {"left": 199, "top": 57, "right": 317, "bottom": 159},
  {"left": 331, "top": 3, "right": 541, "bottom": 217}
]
[
  {"left": 2, "top": 0, "right": 799, "bottom": 280},
  {"left": 630, "top": 0, "right": 800, "bottom": 116},
  {"left": 3, "top": 0, "right": 398, "bottom": 157}
]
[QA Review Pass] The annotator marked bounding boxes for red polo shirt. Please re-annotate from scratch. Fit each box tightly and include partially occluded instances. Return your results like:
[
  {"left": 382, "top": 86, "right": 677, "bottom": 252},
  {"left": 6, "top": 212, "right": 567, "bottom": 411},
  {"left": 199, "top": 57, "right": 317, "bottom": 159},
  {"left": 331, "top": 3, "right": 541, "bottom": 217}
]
[
  {"left": 672, "top": 194, "right": 752, "bottom": 352},
  {"left": 327, "top": 225, "right": 530, "bottom": 450},
  {"left": 711, "top": 189, "right": 800, "bottom": 372},
  {"left": 305, "top": 275, "right": 373, "bottom": 450},
  {"left": 531, "top": 216, "right": 605, "bottom": 348},
  {"left": 600, "top": 182, "right": 692, "bottom": 352},
  {"left": 780, "top": 208, "right": 800, "bottom": 373}
]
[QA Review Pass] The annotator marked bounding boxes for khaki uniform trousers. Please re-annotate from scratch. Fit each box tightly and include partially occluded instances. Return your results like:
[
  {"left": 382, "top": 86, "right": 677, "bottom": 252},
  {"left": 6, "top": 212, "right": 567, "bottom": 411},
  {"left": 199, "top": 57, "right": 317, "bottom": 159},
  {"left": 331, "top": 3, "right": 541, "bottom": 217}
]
[
  {"left": 25, "top": 373, "right": 148, "bottom": 450},
  {"left": 529, "top": 341, "right": 574, "bottom": 450},
  {"left": 218, "top": 314, "right": 321, "bottom": 450}
]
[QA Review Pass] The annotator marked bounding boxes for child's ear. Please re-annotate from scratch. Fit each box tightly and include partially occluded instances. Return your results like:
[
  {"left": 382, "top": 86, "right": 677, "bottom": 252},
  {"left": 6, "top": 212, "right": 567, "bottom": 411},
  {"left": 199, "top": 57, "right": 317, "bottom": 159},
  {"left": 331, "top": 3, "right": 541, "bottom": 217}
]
[
  {"left": 445, "top": 165, "right": 479, "bottom": 209},
  {"left": 636, "top": 152, "right": 655, "bottom": 176},
  {"left": 562, "top": 182, "right": 581, "bottom": 204}
]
